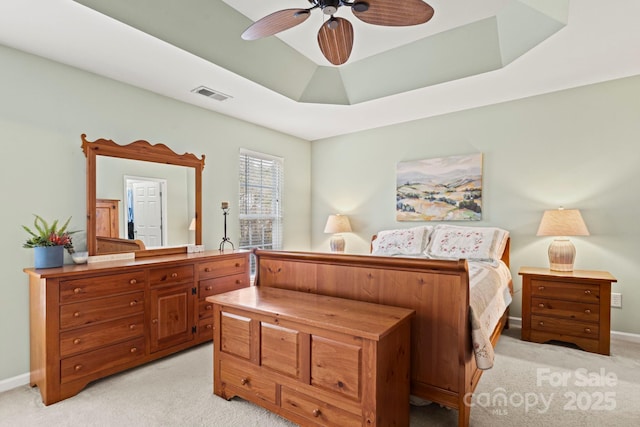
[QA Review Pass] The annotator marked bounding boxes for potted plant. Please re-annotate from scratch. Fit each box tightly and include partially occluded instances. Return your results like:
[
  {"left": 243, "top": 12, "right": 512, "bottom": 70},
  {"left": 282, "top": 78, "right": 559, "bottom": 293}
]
[{"left": 23, "top": 215, "right": 76, "bottom": 268}]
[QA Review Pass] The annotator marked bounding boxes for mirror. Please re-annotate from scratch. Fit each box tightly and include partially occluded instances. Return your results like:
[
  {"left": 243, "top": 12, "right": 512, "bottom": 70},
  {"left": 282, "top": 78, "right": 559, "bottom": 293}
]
[{"left": 82, "top": 134, "right": 205, "bottom": 257}]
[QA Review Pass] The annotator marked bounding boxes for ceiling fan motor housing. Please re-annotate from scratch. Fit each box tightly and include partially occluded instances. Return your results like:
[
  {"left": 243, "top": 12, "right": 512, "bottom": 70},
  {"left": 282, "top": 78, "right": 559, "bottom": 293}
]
[{"left": 319, "top": 0, "right": 340, "bottom": 15}]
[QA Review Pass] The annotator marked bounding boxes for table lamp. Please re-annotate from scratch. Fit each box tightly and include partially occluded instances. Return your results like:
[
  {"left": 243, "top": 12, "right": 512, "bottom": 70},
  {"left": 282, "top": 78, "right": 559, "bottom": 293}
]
[
  {"left": 324, "top": 214, "right": 352, "bottom": 253},
  {"left": 536, "top": 207, "right": 589, "bottom": 271}
]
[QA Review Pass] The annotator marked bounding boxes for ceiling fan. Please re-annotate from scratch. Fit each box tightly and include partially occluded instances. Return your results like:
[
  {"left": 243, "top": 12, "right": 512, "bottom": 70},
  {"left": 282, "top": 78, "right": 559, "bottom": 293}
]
[{"left": 241, "top": 0, "right": 435, "bottom": 66}]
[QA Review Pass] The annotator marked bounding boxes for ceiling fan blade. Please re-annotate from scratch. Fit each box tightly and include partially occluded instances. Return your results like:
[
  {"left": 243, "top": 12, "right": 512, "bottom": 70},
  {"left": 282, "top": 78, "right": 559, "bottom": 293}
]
[
  {"left": 318, "top": 17, "right": 354, "bottom": 66},
  {"left": 241, "top": 9, "right": 311, "bottom": 40},
  {"left": 352, "top": 0, "right": 434, "bottom": 26}
]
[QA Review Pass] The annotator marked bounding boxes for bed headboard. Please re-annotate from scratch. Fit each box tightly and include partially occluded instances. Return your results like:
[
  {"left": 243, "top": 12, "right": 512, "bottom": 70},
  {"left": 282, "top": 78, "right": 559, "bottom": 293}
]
[{"left": 370, "top": 234, "right": 511, "bottom": 268}]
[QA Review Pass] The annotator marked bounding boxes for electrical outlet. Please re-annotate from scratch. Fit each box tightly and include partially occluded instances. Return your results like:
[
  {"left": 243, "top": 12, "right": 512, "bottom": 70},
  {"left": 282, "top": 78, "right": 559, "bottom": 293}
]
[{"left": 611, "top": 292, "right": 622, "bottom": 308}]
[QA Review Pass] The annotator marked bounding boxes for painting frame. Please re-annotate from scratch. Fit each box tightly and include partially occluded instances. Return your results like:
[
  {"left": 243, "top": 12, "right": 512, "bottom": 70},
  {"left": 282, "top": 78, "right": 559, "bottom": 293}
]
[{"left": 396, "top": 153, "right": 483, "bottom": 221}]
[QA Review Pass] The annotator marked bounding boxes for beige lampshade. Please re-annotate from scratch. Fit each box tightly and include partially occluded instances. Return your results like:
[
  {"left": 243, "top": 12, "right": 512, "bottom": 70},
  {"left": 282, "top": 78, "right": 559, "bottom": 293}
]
[
  {"left": 189, "top": 217, "right": 197, "bottom": 231},
  {"left": 324, "top": 214, "right": 352, "bottom": 234},
  {"left": 536, "top": 208, "right": 589, "bottom": 237},
  {"left": 537, "top": 208, "right": 589, "bottom": 271}
]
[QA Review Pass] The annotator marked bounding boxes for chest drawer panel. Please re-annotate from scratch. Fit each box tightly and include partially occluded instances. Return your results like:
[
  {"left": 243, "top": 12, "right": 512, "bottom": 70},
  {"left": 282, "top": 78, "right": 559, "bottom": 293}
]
[
  {"left": 60, "top": 337, "right": 145, "bottom": 384},
  {"left": 531, "top": 298, "right": 599, "bottom": 322},
  {"left": 199, "top": 256, "right": 247, "bottom": 280},
  {"left": 60, "top": 271, "right": 145, "bottom": 303},
  {"left": 199, "top": 273, "right": 249, "bottom": 299},
  {"left": 220, "top": 311, "right": 252, "bottom": 360},
  {"left": 281, "top": 387, "right": 361, "bottom": 427},
  {"left": 261, "top": 323, "right": 301, "bottom": 379},
  {"left": 531, "top": 315, "right": 599, "bottom": 339},
  {"left": 531, "top": 279, "right": 600, "bottom": 303},
  {"left": 219, "top": 357, "right": 276, "bottom": 404},
  {"left": 60, "top": 314, "right": 144, "bottom": 357},
  {"left": 311, "top": 335, "right": 361, "bottom": 401},
  {"left": 60, "top": 291, "right": 144, "bottom": 330},
  {"left": 149, "top": 265, "right": 194, "bottom": 287}
]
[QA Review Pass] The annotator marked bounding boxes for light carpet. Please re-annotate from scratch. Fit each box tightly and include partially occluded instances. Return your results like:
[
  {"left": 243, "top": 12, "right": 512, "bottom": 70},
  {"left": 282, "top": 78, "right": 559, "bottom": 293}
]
[{"left": 1, "top": 326, "right": 638, "bottom": 426}]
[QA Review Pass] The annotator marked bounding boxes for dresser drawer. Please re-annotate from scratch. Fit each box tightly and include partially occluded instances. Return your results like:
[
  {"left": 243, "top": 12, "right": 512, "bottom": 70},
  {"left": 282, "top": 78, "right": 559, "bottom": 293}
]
[
  {"left": 281, "top": 387, "right": 361, "bottom": 427},
  {"left": 60, "top": 291, "right": 144, "bottom": 330},
  {"left": 531, "top": 315, "right": 599, "bottom": 339},
  {"left": 219, "top": 357, "right": 277, "bottom": 404},
  {"left": 199, "top": 298, "right": 215, "bottom": 320},
  {"left": 148, "top": 264, "right": 194, "bottom": 287},
  {"left": 199, "top": 256, "right": 247, "bottom": 280},
  {"left": 60, "top": 271, "right": 146, "bottom": 303},
  {"left": 531, "top": 279, "right": 600, "bottom": 303},
  {"left": 198, "top": 317, "right": 214, "bottom": 341},
  {"left": 531, "top": 298, "right": 599, "bottom": 322},
  {"left": 60, "top": 337, "right": 145, "bottom": 384},
  {"left": 199, "top": 273, "right": 249, "bottom": 298},
  {"left": 60, "top": 314, "right": 144, "bottom": 357}
]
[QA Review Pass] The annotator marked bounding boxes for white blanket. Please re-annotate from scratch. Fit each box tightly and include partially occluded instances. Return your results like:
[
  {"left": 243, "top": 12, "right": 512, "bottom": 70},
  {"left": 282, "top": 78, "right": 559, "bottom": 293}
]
[{"left": 468, "top": 260, "right": 512, "bottom": 369}]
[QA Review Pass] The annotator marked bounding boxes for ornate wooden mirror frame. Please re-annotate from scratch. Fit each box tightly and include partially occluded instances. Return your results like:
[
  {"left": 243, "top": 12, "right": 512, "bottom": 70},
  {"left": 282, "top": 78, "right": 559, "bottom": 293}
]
[{"left": 82, "top": 134, "right": 205, "bottom": 257}]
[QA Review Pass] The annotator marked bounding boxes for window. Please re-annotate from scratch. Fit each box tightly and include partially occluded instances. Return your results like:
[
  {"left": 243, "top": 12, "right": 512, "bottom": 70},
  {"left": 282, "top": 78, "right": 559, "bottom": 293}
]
[{"left": 238, "top": 149, "right": 283, "bottom": 274}]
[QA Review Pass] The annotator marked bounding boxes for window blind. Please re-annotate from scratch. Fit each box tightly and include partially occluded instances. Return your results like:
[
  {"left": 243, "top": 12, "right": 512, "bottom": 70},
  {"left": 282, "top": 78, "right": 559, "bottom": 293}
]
[{"left": 238, "top": 149, "right": 283, "bottom": 273}]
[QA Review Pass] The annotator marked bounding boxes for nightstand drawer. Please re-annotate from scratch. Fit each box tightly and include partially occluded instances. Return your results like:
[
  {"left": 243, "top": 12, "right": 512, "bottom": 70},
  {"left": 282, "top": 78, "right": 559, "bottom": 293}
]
[
  {"left": 531, "top": 298, "right": 599, "bottom": 322},
  {"left": 531, "top": 279, "right": 600, "bottom": 303},
  {"left": 531, "top": 315, "right": 599, "bottom": 339}
]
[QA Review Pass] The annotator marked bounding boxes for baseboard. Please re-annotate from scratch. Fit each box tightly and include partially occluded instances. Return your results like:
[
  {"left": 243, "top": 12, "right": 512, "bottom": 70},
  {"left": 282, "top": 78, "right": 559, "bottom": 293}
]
[
  {"left": 0, "top": 372, "right": 29, "bottom": 393},
  {"left": 508, "top": 316, "right": 640, "bottom": 343}
]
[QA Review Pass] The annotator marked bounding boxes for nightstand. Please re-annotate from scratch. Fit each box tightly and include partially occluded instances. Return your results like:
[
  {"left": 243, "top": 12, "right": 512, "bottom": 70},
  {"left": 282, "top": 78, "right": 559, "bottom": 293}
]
[{"left": 519, "top": 267, "right": 617, "bottom": 355}]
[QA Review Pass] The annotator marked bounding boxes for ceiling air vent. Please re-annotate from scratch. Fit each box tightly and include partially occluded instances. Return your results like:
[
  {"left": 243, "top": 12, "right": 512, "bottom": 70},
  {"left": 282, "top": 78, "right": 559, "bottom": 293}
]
[{"left": 191, "top": 86, "right": 232, "bottom": 102}]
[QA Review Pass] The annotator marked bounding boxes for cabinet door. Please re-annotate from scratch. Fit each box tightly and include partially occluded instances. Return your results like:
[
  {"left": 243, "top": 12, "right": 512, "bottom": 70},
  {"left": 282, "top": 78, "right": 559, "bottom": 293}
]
[{"left": 150, "top": 283, "right": 195, "bottom": 352}]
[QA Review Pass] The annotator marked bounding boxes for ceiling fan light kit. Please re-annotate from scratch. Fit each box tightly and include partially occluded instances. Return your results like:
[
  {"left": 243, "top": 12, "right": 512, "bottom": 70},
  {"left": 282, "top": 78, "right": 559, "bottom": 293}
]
[{"left": 241, "top": 0, "right": 434, "bottom": 65}]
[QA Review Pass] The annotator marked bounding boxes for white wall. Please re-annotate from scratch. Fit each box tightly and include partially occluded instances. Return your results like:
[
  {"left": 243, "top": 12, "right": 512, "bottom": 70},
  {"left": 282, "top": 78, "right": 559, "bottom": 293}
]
[
  {"left": 311, "top": 75, "right": 640, "bottom": 335},
  {"left": 0, "top": 44, "right": 311, "bottom": 382}
]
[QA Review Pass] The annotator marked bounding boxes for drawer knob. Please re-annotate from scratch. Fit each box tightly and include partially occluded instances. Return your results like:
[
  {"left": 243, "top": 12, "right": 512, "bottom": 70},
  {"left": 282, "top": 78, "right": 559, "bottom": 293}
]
[
  {"left": 584, "top": 328, "right": 592, "bottom": 333},
  {"left": 73, "top": 338, "right": 81, "bottom": 345},
  {"left": 240, "top": 377, "right": 249, "bottom": 386},
  {"left": 584, "top": 290, "right": 592, "bottom": 295},
  {"left": 206, "top": 305, "right": 213, "bottom": 311},
  {"left": 73, "top": 311, "right": 81, "bottom": 318},
  {"left": 206, "top": 324, "right": 213, "bottom": 330},
  {"left": 584, "top": 309, "right": 591, "bottom": 314},
  {"left": 130, "top": 279, "right": 137, "bottom": 285},
  {"left": 152, "top": 319, "right": 158, "bottom": 324},
  {"left": 74, "top": 364, "right": 83, "bottom": 371},
  {"left": 129, "top": 300, "right": 138, "bottom": 307},
  {"left": 235, "top": 263, "right": 240, "bottom": 267},
  {"left": 73, "top": 287, "right": 82, "bottom": 294},
  {"left": 538, "top": 321, "right": 545, "bottom": 326},
  {"left": 312, "top": 409, "right": 321, "bottom": 418},
  {"left": 538, "top": 286, "right": 545, "bottom": 291},
  {"left": 235, "top": 280, "right": 241, "bottom": 285},
  {"left": 130, "top": 347, "right": 138, "bottom": 353},
  {"left": 129, "top": 324, "right": 137, "bottom": 330},
  {"left": 205, "top": 286, "right": 213, "bottom": 291},
  {"left": 538, "top": 303, "right": 545, "bottom": 308},
  {"left": 204, "top": 267, "right": 211, "bottom": 272},
  {"left": 171, "top": 273, "right": 178, "bottom": 278}
]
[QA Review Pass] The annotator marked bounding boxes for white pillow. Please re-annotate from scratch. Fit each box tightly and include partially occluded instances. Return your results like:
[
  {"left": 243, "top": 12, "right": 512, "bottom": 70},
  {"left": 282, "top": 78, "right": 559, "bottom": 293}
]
[
  {"left": 425, "top": 225, "right": 509, "bottom": 264},
  {"left": 372, "top": 226, "right": 433, "bottom": 256}
]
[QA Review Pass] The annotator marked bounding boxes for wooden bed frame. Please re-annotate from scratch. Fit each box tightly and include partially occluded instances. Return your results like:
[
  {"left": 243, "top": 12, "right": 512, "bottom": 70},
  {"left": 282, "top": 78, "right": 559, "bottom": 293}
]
[{"left": 253, "top": 239, "right": 511, "bottom": 427}]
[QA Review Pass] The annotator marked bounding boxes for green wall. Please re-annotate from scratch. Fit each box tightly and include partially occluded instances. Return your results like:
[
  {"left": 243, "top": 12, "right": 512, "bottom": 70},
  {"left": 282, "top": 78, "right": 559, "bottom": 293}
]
[
  {"left": 311, "top": 74, "right": 640, "bottom": 335},
  {"left": 0, "top": 44, "right": 311, "bottom": 382}
]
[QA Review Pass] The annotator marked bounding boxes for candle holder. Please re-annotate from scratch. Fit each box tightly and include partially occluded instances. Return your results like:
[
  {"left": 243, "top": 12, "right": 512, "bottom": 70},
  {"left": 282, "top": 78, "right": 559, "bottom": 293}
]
[{"left": 219, "top": 204, "right": 235, "bottom": 251}]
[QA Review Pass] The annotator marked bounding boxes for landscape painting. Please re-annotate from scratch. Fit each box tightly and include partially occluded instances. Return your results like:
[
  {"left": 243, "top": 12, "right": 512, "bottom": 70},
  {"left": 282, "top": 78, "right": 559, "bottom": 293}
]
[{"left": 396, "top": 153, "right": 483, "bottom": 221}]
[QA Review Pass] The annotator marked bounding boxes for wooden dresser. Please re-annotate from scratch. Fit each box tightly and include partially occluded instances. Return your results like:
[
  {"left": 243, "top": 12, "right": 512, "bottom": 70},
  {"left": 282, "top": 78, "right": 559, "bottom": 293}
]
[
  {"left": 24, "top": 250, "right": 250, "bottom": 405},
  {"left": 519, "top": 267, "right": 617, "bottom": 355},
  {"left": 207, "top": 286, "right": 415, "bottom": 427}
]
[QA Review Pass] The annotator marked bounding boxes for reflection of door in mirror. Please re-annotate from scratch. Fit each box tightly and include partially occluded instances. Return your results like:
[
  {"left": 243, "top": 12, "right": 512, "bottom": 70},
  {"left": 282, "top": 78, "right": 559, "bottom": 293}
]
[
  {"left": 125, "top": 176, "right": 167, "bottom": 248},
  {"left": 96, "top": 199, "right": 120, "bottom": 237}
]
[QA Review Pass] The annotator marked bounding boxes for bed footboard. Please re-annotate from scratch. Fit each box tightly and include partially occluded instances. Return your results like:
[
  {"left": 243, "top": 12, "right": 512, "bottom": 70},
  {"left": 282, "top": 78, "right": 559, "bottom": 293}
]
[{"left": 254, "top": 249, "right": 502, "bottom": 427}]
